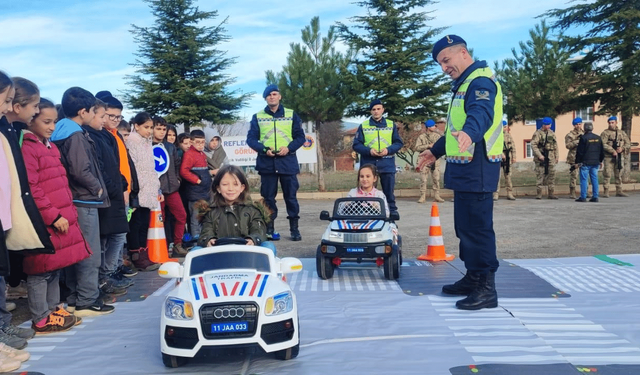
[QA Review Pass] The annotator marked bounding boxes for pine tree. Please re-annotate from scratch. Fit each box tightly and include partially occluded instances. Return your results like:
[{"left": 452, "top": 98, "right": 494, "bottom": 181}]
[
  {"left": 544, "top": 0, "right": 640, "bottom": 137},
  {"left": 126, "top": 0, "right": 249, "bottom": 133},
  {"left": 267, "top": 17, "right": 358, "bottom": 191},
  {"left": 494, "top": 21, "right": 579, "bottom": 123},
  {"left": 336, "top": 0, "right": 448, "bottom": 125}
]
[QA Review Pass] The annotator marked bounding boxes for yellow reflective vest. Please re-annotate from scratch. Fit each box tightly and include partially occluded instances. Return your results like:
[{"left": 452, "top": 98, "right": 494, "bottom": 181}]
[
  {"left": 445, "top": 67, "right": 503, "bottom": 164},
  {"left": 257, "top": 108, "right": 294, "bottom": 151},
  {"left": 361, "top": 119, "right": 394, "bottom": 153}
]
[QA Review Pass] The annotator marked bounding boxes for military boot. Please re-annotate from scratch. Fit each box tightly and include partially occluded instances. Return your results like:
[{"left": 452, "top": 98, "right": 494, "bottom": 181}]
[
  {"left": 289, "top": 217, "right": 302, "bottom": 241},
  {"left": 456, "top": 272, "right": 498, "bottom": 310},
  {"left": 493, "top": 192, "right": 499, "bottom": 201},
  {"left": 507, "top": 191, "right": 516, "bottom": 200},
  {"left": 433, "top": 191, "right": 444, "bottom": 203},
  {"left": 569, "top": 187, "right": 577, "bottom": 199},
  {"left": 602, "top": 188, "right": 609, "bottom": 198},
  {"left": 536, "top": 188, "right": 542, "bottom": 200},
  {"left": 442, "top": 272, "right": 481, "bottom": 295},
  {"left": 616, "top": 187, "right": 629, "bottom": 197},
  {"left": 548, "top": 188, "right": 559, "bottom": 200},
  {"left": 417, "top": 192, "right": 426, "bottom": 203},
  {"left": 266, "top": 221, "right": 280, "bottom": 241}
]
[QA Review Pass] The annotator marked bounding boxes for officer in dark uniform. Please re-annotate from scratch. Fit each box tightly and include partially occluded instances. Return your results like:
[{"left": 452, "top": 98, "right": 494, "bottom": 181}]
[
  {"left": 247, "top": 85, "right": 305, "bottom": 241},
  {"left": 420, "top": 35, "right": 503, "bottom": 310},
  {"left": 352, "top": 99, "right": 404, "bottom": 212}
]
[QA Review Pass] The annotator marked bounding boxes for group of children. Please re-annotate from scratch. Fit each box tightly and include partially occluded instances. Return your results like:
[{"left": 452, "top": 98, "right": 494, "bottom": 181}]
[{"left": 0, "top": 69, "right": 391, "bottom": 372}]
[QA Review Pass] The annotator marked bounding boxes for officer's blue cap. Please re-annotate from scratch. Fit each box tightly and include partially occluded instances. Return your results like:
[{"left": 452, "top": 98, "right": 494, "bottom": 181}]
[
  {"left": 432, "top": 35, "right": 467, "bottom": 62},
  {"left": 263, "top": 84, "right": 279, "bottom": 99},
  {"left": 369, "top": 98, "right": 383, "bottom": 110},
  {"left": 572, "top": 117, "right": 583, "bottom": 125},
  {"left": 542, "top": 117, "right": 552, "bottom": 125},
  {"left": 608, "top": 116, "right": 617, "bottom": 122},
  {"left": 425, "top": 119, "right": 435, "bottom": 128},
  {"left": 502, "top": 120, "right": 507, "bottom": 127}
]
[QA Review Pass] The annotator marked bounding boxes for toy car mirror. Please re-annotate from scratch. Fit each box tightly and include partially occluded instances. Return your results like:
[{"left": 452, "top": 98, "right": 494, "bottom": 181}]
[
  {"left": 319, "top": 211, "right": 331, "bottom": 221},
  {"left": 158, "top": 262, "right": 183, "bottom": 279},
  {"left": 279, "top": 257, "right": 303, "bottom": 274},
  {"left": 390, "top": 211, "right": 400, "bottom": 221}
]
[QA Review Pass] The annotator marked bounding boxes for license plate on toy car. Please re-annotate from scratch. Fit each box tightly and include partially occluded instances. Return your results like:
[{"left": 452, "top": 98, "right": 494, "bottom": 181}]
[
  {"left": 211, "top": 322, "right": 248, "bottom": 333},
  {"left": 347, "top": 247, "right": 364, "bottom": 253}
]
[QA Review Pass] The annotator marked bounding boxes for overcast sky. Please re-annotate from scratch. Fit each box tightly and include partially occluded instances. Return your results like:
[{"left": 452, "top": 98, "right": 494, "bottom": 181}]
[{"left": 1, "top": 0, "right": 572, "bottom": 122}]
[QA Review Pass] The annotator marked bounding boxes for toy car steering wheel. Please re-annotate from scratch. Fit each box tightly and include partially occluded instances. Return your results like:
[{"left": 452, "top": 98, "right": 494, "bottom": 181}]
[{"left": 213, "top": 237, "right": 249, "bottom": 246}]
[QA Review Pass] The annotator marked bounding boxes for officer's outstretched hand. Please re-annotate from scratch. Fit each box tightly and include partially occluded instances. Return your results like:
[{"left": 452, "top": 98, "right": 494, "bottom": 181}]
[
  {"left": 418, "top": 150, "right": 436, "bottom": 170},
  {"left": 451, "top": 130, "right": 472, "bottom": 153}
]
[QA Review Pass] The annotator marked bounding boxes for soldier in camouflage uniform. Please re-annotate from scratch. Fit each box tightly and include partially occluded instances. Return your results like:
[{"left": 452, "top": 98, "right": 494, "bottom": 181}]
[
  {"left": 620, "top": 130, "right": 633, "bottom": 183},
  {"left": 600, "top": 116, "right": 628, "bottom": 197},
  {"left": 531, "top": 117, "right": 559, "bottom": 199},
  {"left": 494, "top": 121, "right": 516, "bottom": 200},
  {"left": 565, "top": 117, "right": 584, "bottom": 199},
  {"left": 415, "top": 119, "right": 444, "bottom": 203}
]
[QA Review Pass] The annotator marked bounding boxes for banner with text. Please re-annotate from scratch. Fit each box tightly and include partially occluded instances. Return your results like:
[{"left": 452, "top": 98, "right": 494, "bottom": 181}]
[{"left": 222, "top": 134, "right": 317, "bottom": 166}]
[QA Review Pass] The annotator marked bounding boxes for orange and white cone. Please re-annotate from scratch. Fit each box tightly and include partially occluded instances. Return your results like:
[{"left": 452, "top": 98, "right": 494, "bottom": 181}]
[
  {"left": 147, "top": 206, "right": 177, "bottom": 263},
  {"left": 417, "top": 202, "right": 454, "bottom": 261}
]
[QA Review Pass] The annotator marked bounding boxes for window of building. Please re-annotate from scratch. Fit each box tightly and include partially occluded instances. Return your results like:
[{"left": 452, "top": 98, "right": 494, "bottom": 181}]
[
  {"left": 575, "top": 107, "right": 594, "bottom": 122},
  {"left": 524, "top": 140, "right": 533, "bottom": 158}
]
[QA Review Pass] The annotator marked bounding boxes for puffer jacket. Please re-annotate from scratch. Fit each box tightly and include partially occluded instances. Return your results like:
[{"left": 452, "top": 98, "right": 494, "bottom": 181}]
[
  {"left": 0, "top": 118, "right": 54, "bottom": 258},
  {"left": 126, "top": 130, "right": 161, "bottom": 209},
  {"left": 20, "top": 132, "right": 91, "bottom": 274},
  {"left": 197, "top": 203, "right": 267, "bottom": 247},
  {"left": 179, "top": 146, "right": 212, "bottom": 201}
]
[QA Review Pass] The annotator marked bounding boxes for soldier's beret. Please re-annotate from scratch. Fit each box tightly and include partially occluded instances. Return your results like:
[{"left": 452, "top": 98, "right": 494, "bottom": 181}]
[
  {"left": 542, "top": 117, "right": 552, "bottom": 125},
  {"left": 425, "top": 119, "right": 436, "bottom": 128},
  {"left": 608, "top": 116, "right": 617, "bottom": 122},
  {"left": 502, "top": 120, "right": 508, "bottom": 127},
  {"left": 432, "top": 35, "right": 467, "bottom": 62},
  {"left": 572, "top": 117, "right": 583, "bottom": 125},
  {"left": 263, "top": 84, "right": 279, "bottom": 99}
]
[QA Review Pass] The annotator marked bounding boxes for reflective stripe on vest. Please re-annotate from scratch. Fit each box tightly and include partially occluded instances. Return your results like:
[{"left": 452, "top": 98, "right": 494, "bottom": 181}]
[
  {"left": 257, "top": 108, "right": 294, "bottom": 150},
  {"left": 445, "top": 67, "right": 504, "bottom": 164},
  {"left": 361, "top": 119, "right": 394, "bottom": 153}
]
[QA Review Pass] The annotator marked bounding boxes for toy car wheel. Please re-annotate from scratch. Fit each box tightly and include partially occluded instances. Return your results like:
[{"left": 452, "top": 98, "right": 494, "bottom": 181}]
[
  {"left": 162, "top": 353, "right": 188, "bottom": 368},
  {"left": 274, "top": 343, "right": 300, "bottom": 360},
  {"left": 383, "top": 247, "right": 400, "bottom": 280},
  {"left": 316, "top": 246, "right": 335, "bottom": 280}
]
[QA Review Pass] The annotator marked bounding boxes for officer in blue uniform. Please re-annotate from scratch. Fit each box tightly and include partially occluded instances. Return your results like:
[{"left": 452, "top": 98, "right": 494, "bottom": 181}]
[
  {"left": 247, "top": 85, "right": 306, "bottom": 241},
  {"left": 352, "top": 99, "right": 404, "bottom": 212},
  {"left": 420, "top": 35, "right": 503, "bottom": 310}
]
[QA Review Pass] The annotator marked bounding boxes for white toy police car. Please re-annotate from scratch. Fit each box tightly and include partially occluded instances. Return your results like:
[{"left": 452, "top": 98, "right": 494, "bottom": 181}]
[
  {"left": 158, "top": 238, "right": 303, "bottom": 368},
  {"left": 317, "top": 197, "right": 402, "bottom": 280}
]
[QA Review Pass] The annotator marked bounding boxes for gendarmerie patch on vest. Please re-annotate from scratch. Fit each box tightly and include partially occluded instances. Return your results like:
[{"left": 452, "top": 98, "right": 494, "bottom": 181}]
[{"left": 475, "top": 90, "right": 490, "bottom": 100}]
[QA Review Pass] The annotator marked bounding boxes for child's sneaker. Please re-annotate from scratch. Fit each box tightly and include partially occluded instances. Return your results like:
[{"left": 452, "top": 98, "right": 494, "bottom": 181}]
[
  {"left": 75, "top": 301, "right": 115, "bottom": 317},
  {"left": 0, "top": 331, "right": 26, "bottom": 350},
  {"left": 6, "top": 302, "right": 16, "bottom": 312},
  {"left": 52, "top": 306, "right": 82, "bottom": 326},
  {"left": 130, "top": 247, "right": 160, "bottom": 272},
  {"left": 1, "top": 325, "right": 35, "bottom": 340},
  {"left": 0, "top": 342, "right": 30, "bottom": 362},
  {"left": 6, "top": 281, "right": 28, "bottom": 300},
  {"left": 118, "top": 264, "right": 138, "bottom": 278},
  {"left": 0, "top": 353, "right": 22, "bottom": 372},
  {"left": 32, "top": 314, "right": 75, "bottom": 335}
]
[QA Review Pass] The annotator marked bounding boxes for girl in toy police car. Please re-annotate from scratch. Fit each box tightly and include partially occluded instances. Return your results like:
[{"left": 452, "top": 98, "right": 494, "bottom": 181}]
[
  {"left": 196, "top": 165, "right": 276, "bottom": 255},
  {"left": 347, "top": 163, "right": 390, "bottom": 215}
]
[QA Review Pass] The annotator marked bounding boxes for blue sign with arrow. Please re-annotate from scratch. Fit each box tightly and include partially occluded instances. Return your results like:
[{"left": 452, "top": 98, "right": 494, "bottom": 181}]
[{"left": 153, "top": 144, "right": 170, "bottom": 176}]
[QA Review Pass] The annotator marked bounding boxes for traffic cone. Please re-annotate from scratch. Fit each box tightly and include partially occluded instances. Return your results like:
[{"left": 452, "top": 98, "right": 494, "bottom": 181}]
[
  {"left": 148, "top": 206, "right": 177, "bottom": 263},
  {"left": 417, "top": 202, "right": 455, "bottom": 261}
]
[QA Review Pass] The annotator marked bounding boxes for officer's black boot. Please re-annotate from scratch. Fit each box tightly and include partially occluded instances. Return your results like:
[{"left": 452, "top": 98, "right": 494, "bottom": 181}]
[
  {"left": 442, "top": 271, "right": 481, "bottom": 295},
  {"left": 266, "top": 221, "right": 280, "bottom": 241},
  {"left": 456, "top": 271, "right": 498, "bottom": 310},
  {"left": 289, "top": 217, "right": 302, "bottom": 241}
]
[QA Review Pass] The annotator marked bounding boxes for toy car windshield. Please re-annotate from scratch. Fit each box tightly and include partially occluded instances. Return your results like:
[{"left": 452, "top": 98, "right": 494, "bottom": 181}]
[
  {"left": 189, "top": 251, "right": 271, "bottom": 275},
  {"left": 332, "top": 197, "right": 387, "bottom": 220}
]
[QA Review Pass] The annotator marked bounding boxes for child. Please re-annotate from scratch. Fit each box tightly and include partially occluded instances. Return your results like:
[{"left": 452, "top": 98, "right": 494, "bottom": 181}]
[
  {"left": 125, "top": 112, "right": 162, "bottom": 271},
  {"left": 205, "top": 135, "right": 228, "bottom": 176},
  {"left": 21, "top": 98, "right": 89, "bottom": 334},
  {"left": 165, "top": 125, "right": 177, "bottom": 145},
  {"left": 176, "top": 132, "right": 191, "bottom": 160},
  {"left": 82, "top": 100, "right": 131, "bottom": 294},
  {"left": 179, "top": 129, "right": 212, "bottom": 238},
  {"left": 152, "top": 117, "right": 187, "bottom": 255},
  {"left": 116, "top": 119, "right": 131, "bottom": 141},
  {"left": 51, "top": 87, "right": 113, "bottom": 317},
  {"left": 197, "top": 165, "right": 276, "bottom": 255},
  {"left": 347, "top": 164, "right": 390, "bottom": 215}
]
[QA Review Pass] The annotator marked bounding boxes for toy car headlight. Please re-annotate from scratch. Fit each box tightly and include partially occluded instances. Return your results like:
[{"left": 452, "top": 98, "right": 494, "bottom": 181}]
[
  {"left": 265, "top": 291, "right": 293, "bottom": 316},
  {"left": 329, "top": 231, "right": 343, "bottom": 240},
  {"left": 165, "top": 297, "right": 194, "bottom": 320},
  {"left": 368, "top": 232, "right": 384, "bottom": 240}
]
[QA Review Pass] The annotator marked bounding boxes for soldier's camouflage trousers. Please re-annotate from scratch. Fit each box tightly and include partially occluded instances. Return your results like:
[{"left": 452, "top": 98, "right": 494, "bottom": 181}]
[
  {"left": 603, "top": 156, "right": 622, "bottom": 190},
  {"left": 420, "top": 165, "right": 440, "bottom": 194},
  {"left": 535, "top": 163, "right": 556, "bottom": 191},
  {"left": 569, "top": 163, "right": 579, "bottom": 189},
  {"left": 496, "top": 170, "right": 513, "bottom": 194}
]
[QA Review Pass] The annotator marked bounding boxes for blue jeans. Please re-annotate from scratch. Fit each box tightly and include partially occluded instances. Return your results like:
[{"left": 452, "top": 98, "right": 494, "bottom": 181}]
[
  {"left": 100, "top": 232, "right": 127, "bottom": 280},
  {"left": 27, "top": 271, "right": 60, "bottom": 323},
  {"left": 66, "top": 206, "right": 101, "bottom": 307},
  {"left": 580, "top": 165, "right": 599, "bottom": 199}
]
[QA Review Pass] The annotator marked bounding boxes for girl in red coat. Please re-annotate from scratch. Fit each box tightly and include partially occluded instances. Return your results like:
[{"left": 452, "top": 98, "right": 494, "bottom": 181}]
[{"left": 21, "top": 98, "right": 90, "bottom": 334}]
